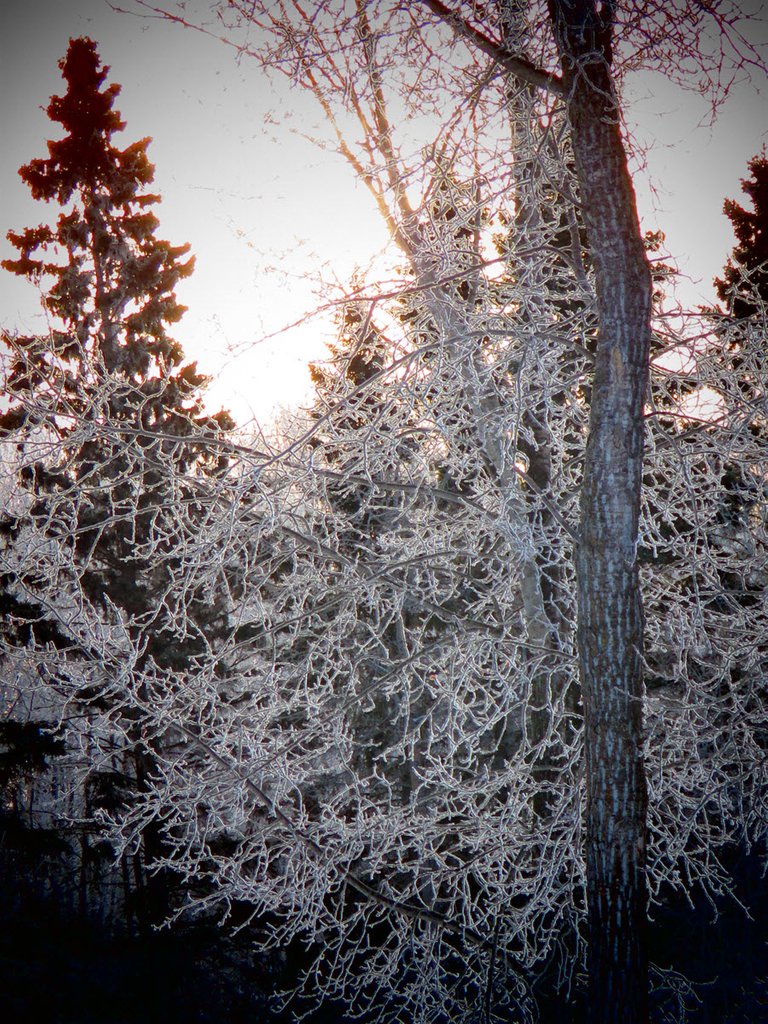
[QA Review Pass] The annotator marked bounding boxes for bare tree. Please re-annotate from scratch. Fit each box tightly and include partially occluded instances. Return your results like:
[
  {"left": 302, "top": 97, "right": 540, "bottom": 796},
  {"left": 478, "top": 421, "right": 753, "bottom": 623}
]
[{"left": 6, "top": 3, "right": 768, "bottom": 1022}]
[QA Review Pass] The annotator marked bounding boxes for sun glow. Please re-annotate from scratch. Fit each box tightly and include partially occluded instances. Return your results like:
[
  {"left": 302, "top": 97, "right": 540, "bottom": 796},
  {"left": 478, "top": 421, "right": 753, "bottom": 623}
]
[{"left": 1, "top": 0, "right": 767, "bottom": 431}]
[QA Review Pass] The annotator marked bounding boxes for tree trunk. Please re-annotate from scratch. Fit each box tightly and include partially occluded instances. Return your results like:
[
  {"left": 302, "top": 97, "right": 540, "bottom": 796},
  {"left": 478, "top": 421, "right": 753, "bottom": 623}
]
[{"left": 548, "top": 2, "right": 652, "bottom": 1019}]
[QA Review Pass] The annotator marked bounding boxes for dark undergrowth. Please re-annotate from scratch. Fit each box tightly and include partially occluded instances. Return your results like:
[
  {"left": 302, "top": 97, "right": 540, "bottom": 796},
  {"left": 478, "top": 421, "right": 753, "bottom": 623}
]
[{"left": 1, "top": 843, "right": 766, "bottom": 1023}]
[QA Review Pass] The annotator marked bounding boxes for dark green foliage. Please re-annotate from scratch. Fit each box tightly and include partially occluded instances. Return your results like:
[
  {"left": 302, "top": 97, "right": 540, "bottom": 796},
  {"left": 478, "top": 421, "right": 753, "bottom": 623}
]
[
  {"left": 1, "top": 36, "right": 232, "bottom": 451},
  {"left": 709, "top": 152, "right": 768, "bottom": 531},
  {"left": 0, "top": 36, "right": 234, "bottom": 931},
  {"left": 1, "top": 34, "right": 232, "bottom": 629},
  {"left": 714, "top": 153, "right": 768, "bottom": 317},
  {"left": 0, "top": 721, "right": 66, "bottom": 789}
]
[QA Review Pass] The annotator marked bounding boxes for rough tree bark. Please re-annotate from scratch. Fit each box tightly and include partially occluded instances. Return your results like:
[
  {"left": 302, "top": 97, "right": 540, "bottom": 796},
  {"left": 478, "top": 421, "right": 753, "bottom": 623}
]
[
  {"left": 547, "top": 1, "right": 652, "bottom": 1019},
  {"left": 431, "top": 1, "right": 653, "bottom": 1010}
]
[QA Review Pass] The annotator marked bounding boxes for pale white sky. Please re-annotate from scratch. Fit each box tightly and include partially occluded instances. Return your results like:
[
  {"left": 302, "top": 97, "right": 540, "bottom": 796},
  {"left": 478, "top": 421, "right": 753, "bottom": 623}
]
[{"left": 1, "top": 0, "right": 766, "bottom": 426}]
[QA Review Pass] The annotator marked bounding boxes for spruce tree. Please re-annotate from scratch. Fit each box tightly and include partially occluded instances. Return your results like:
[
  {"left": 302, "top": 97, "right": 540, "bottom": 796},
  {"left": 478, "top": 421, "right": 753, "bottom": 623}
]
[
  {"left": 704, "top": 153, "right": 768, "bottom": 593},
  {"left": 715, "top": 153, "right": 768, "bottom": 317},
  {"left": 0, "top": 36, "right": 233, "bottom": 929}
]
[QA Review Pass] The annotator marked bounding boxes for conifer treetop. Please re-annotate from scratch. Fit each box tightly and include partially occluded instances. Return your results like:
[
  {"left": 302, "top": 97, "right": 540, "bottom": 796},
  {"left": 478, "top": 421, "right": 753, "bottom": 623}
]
[
  {"left": 22, "top": 37, "right": 135, "bottom": 204},
  {"left": 715, "top": 153, "right": 768, "bottom": 317},
  {"left": 3, "top": 35, "right": 194, "bottom": 377},
  {"left": 2, "top": 35, "right": 233, "bottom": 443}
]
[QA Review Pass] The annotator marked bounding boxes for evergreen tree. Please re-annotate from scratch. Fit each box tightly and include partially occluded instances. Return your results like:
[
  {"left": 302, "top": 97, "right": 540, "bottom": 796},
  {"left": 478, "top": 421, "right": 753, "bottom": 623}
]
[
  {"left": 715, "top": 153, "right": 768, "bottom": 317},
  {"left": 0, "top": 36, "right": 233, "bottom": 930},
  {"left": 703, "top": 153, "right": 768, "bottom": 536}
]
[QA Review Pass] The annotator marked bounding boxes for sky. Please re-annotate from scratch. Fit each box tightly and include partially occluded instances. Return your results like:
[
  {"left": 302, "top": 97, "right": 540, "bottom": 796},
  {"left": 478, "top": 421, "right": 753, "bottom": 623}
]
[{"left": 1, "top": 0, "right": 767, "bottom": 427}]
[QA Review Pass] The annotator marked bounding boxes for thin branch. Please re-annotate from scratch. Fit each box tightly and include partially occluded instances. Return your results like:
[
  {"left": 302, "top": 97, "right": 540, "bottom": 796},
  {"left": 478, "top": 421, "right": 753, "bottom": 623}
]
[
  {"left": 174, "top": 716, "right": 493, "bottom": 949},
  {"left": 419, "top": 0, "right": 565, "bottom": 97}
]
